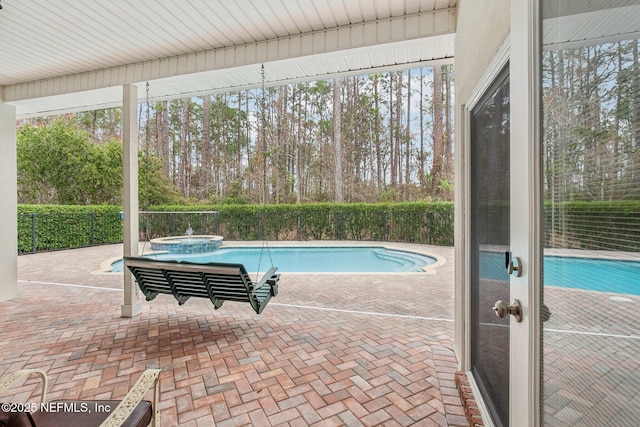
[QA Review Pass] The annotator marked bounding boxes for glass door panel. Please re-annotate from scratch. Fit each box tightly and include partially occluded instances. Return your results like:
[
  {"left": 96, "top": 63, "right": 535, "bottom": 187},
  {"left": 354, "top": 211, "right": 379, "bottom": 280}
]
[
  {"left": 541, "top": 1, "right": 640, "bottom": 425},
  {"left": 470, "top": 66, "right": 510, "bottom": 427}
]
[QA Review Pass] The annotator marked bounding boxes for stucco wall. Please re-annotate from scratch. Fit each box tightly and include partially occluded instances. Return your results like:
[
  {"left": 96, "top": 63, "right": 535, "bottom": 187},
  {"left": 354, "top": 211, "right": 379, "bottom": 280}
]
[
  {"left": 453, "top": 0, "right": 510, "bottom": 366},
  {"left": 455, "top": 0, "right": 510, "bottom": 104}
]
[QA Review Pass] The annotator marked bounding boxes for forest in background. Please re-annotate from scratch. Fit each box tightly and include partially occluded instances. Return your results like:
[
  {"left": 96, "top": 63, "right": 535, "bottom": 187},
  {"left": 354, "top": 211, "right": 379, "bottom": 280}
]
[
  {"left": 17, "top": 34, "right": 640, "bottom": 209},
  {"left": 542, "top": 39, "right": 640, "bottom": 202},
  {"left": 17, "top": 66, "right": 455, "bottom": 206}
]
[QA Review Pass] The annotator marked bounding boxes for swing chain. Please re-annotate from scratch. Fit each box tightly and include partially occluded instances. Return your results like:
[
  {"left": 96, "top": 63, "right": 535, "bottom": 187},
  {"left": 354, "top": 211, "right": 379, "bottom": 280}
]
[
  {"left": 255, "top": 210, "right": 275, "bottom": 274},
  {"left": 255, "top": 240, "right": 275, "bottom": 282},
  {"left": 142, "top": 82, "right": 152, "bottom": 256},
  {"left": 255, "top": 64, "right": 274, "bottom": 281}
]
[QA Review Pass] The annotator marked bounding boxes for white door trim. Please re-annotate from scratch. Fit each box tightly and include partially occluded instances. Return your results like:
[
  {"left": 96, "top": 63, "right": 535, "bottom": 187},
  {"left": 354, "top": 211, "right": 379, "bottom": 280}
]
[
  {"left": 467, "top": 370, "right": 497, "bottom": 427},
  {"left": 458, "top": 0, "right": 543, "bottom": 422},
  {"left": 458, "top": 33, "right": 511, "bottom": 370},
  {"left": 509, "top": 0, "right": 542, "bottom": 425},
  {"left": 457, "top": 34, "right": 510, "bottom": 427}
]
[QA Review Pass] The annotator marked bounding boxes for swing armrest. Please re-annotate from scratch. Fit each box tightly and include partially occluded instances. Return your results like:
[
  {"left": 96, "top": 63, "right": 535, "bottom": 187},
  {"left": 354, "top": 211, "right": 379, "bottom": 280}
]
[
  {"left": 98, "top": 368, "right": 161, "bottom": 427},
  {"left": 254, "top": 267, "right": 279, "bottom": 291}
]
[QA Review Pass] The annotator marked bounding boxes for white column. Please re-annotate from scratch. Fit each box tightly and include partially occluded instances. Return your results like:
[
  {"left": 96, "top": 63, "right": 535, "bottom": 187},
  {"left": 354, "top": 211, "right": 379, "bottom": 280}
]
[
  {"left": 121, "top": 84, "right": 142, "bottom": 317},
  {"left": 0, "top": 100, "right": 17, "bottom": 302}
]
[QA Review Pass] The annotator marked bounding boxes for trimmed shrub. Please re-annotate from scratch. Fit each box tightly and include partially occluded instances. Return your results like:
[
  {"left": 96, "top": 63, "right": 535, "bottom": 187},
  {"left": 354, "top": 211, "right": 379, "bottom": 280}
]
[
  {"left": 144, "top": 202, "right": 455, "bottom": 245},
  {"left": 18, "top": 205, "right": 123, "bottom": 253},
  {"left": 18, "top": 201, "right": 639, "bottom": 253},
  {"left": 544, "top": 201, "right": 640, "bottom": 251}
]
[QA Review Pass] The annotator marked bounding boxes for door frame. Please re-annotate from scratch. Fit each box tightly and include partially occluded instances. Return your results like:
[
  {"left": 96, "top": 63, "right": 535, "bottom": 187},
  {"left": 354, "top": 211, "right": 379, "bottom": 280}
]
[
  {"left": 460, "top": 35, "right": 510, "bottom": 427},
  {"left": 469, "top": 60, "right": 512, "bottom": 427},
  {"left": 509, "top": 1, "right": 542, "bottom": 426},
  {"left": 457, "top": 1, "right": 542, "bottom": 425}
]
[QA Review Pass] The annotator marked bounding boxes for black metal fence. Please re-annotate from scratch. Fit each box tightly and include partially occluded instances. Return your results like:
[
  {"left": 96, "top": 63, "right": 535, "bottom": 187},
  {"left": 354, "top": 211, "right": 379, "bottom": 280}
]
[
  {"left": 18, "top": 209, "right": 454, "bottom": 254},
  {"left": 18, "top": 211, "right": 123, "bottom": 254}
]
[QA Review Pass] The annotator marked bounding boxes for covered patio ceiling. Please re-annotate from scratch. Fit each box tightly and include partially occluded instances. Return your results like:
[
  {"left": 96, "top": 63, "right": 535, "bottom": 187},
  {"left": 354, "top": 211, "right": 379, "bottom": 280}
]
[{"left": 0, "top": 0, "right": 456, "bottom": 118}]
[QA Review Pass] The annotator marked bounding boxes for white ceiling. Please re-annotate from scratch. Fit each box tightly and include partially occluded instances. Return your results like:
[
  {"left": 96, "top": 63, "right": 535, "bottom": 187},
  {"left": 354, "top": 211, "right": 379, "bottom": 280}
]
[
  {"left": 0, "top": 0, "right": 456, "bottom": 118},
  {"left": 542, "top": 2, "right": 640, "bottom": 50}
]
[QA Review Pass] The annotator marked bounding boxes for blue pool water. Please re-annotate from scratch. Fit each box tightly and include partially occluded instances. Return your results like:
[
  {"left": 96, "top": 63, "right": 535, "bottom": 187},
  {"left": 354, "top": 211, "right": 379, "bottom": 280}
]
[
  {"left": 111, "top": 246, "right": 437, "bottom": 273},
  {"left": 543, "top": 256, "right": 639, "bottom": 295},
  {"left": 479, "top": 252, "right": 640, "bottom": 295}
]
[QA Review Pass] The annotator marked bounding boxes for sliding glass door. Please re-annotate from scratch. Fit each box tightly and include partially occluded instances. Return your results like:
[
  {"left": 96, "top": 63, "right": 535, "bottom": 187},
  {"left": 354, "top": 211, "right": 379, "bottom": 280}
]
[{"left": 541, "top": 1, "right": 640, "bottom": 425}]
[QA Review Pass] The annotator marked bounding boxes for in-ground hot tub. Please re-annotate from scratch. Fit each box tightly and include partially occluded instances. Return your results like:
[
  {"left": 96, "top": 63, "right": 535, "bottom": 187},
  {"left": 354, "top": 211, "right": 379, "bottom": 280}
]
[{"left": 150, "top": 235, "right": 223, "bottom": 254}]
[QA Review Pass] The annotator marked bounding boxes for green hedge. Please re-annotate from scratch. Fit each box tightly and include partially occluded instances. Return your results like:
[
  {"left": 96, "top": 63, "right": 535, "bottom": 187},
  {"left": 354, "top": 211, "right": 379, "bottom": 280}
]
[
  {"left": 18, "top": 202, "right": 455, "bottom": 254},
  {"left": 544, "top": 201, "right": 640, "bottom": 251},
  {"left": 18, "top": 200, "right": 638, "bottom": 254},
  {"left": 18, "top": 205, "right": 123, "bottom": 253},
  {"left": 143, "top": 202, "right": 455, "bottom": 245}
]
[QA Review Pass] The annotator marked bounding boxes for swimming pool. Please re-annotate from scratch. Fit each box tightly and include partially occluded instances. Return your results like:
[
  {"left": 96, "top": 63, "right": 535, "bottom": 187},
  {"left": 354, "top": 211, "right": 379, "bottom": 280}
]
[
  {"left": 543, "top": 256, "right": 639, "bottom": 295},
  {"left": 110, "top": 246, "right": 438, "bottom": 273},
  {"left": 480, "top": 252, "right": 640, "bottom": 295}
]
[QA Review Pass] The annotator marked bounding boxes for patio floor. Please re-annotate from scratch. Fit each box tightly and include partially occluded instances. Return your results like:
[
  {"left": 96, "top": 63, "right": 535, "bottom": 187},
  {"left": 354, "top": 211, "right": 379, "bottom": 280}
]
[{"left": 2, "top": 242, "right": 468, "bottom": 426}]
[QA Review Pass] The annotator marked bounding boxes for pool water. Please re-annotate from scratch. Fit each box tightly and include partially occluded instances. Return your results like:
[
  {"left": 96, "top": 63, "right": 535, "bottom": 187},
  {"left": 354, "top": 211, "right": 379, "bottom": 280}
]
[
  {"left": 111, "top": 246, "right": 437, "bottom": 273},
  {"left": 479, "top": 252, "right": 640, "bottom": 295},
  {"left": 543, "top": 256, "right": 639, "bottom": 295}
]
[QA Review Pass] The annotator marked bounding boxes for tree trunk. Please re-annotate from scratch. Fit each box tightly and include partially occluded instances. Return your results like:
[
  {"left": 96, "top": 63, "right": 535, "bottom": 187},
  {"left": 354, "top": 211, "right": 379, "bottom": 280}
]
[
  {"left": 155, "top": 101, "right": 170, "bottom": 178},
  {"left": 92, "top": 110, "right": 98, "bottom": 141},
  {"left": 631, "top": 39, "right": 639, "bottom": 184},
  {"left": 333, "top": 78, "right": 344, "bottom": 202},
  {"left": 374, "top": 75, "right": 383, "bottom": 189},
  {"left": 406, "top": 69, "right": 411, "bottom": 185},
  {"left": 200, "top": 95, "right": 211, "bottom": 198},
  {"left": 396, "top": 71, "right": 403, "bottom": 186},
  {"left": 178, "top": 100, "right": 190, "bottom": 197},
  {"left": 389, "top": 73, "right": 396, "bottom": 186},
  {"left": 431, "top": 66, "right": 444, "bottom": 196},
  {"left": 444, "top": 66, "right": 453, "bottom": 180},
  {"left": 236, "top": 92, "right": 243, "bottom": 181},
  {"left": 261, "top": 88, "right": 268, "bottom": 204},
  {"left": 296, "top": 87, "right": 303, "bottom": 203},
  {"left": 419, "top": 67, "right": 426, "bottom": 187}
]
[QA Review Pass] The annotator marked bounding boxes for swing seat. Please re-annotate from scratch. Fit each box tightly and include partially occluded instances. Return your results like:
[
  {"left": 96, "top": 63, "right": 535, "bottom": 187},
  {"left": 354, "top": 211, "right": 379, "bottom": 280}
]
[{"left": 123, "top": 257, "right": 280, "bottom": 314}]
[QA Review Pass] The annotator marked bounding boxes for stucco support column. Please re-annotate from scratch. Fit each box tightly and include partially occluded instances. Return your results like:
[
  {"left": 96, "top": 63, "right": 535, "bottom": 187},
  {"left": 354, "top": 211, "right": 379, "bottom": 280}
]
[
  {"left": 121, "top": 84, "right": 142, "bottom": 317},
  {"left": 0, "top": 99, "right": 17, "bottom": 302}
]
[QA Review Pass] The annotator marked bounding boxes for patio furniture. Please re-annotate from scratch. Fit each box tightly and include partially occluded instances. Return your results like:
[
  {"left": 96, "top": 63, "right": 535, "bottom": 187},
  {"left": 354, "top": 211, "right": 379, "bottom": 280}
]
[
  {"left": 0, "top": 368, "right": 161, "bottom": 427},
  {"left": 123, "top": 257, "right": 280, "bottom": 314}
]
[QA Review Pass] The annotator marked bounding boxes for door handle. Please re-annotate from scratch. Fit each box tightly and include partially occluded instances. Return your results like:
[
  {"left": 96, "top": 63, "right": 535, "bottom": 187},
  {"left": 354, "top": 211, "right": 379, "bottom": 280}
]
[
  {"left": 492, "top": 299, "right": 522, "bottom": 322},
  {"left": 507, "top": 256, "right": 523, "bottom": 277}
]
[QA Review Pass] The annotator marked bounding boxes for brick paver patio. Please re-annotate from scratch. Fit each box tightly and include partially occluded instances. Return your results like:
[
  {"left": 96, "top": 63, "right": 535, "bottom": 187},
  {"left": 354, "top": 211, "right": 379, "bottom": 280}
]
[{"left": 2, "top": 242, "right": 468, "bottom": 426}]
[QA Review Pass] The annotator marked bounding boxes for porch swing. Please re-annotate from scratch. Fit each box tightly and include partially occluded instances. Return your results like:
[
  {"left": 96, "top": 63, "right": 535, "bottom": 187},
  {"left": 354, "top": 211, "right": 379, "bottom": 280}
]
[{"left": 123, "top": 72, "right": 280, "bottom": 315}]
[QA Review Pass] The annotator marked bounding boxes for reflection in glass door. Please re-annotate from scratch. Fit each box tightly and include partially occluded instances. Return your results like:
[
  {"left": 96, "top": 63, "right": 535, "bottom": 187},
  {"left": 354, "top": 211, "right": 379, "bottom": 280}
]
[
  {"left": 541, "top": 1, "right": 640, "bottom": 425},
  {"left": 470, "top": 66, "right": 510, "bottom": 427}
]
